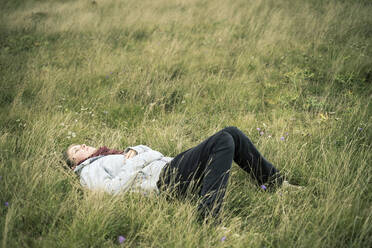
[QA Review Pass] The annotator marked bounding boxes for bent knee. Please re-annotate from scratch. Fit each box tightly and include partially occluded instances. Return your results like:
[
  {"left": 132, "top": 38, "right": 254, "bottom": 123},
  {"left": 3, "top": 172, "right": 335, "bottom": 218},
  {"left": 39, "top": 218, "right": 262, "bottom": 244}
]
[
  {"left": 223, "top": 126, "right": 240, "bottom": 134},
  {"left": 216, "top": 131, "right": 235, "bottom": 151}
]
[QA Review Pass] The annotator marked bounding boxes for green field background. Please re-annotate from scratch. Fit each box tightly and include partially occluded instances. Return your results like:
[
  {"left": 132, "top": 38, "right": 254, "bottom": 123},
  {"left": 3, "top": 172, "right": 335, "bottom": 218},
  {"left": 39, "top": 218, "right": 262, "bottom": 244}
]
[{"left": 0, "top": 0, "right": 371, "bottom": 247}]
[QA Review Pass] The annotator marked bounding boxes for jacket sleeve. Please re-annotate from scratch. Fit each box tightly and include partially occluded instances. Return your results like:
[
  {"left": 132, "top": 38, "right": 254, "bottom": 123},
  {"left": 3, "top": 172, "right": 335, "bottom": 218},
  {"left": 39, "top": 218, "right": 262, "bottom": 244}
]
[
  {"left": 128, "top": 149, "right": 164, "bottom": 165},
  {"left": 124, "top": 145, "right": 153, "bottom": 155},
  {"left": 81, "top": 163, "right": 139, "bottom": 194}
]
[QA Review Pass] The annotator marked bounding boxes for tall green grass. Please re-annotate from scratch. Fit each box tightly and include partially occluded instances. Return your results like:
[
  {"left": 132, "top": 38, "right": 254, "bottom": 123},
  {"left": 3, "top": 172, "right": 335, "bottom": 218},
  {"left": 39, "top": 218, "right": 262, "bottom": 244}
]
[{"left": 1, "top": 0, "right": 371, "bottom": 247}]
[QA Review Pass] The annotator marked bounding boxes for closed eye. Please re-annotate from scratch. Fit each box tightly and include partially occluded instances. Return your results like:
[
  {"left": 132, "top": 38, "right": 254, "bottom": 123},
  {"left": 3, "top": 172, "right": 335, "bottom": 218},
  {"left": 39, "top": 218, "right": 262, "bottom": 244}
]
[{"left": 73, "top": 147, "right": 79, "bottom": 154}]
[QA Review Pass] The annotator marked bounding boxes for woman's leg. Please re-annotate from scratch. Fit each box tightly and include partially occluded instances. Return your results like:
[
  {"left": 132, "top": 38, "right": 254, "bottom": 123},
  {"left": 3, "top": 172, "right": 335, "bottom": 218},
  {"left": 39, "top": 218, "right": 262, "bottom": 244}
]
[
  {"left": 222, "top": 126, "right": 283, "bottom": 186},
  {"left": 158, "top": 126, "right": 282, "bottom": 218},
  {"left": 158, "top": 130, "right": 235, "bottom": 218}
]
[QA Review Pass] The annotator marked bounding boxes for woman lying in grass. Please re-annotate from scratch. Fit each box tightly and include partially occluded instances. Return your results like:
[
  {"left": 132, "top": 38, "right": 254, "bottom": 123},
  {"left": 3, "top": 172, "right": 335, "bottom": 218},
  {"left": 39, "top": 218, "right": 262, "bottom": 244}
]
[{"left": 64, "top": 126, "right": 295, "bottom": 219}]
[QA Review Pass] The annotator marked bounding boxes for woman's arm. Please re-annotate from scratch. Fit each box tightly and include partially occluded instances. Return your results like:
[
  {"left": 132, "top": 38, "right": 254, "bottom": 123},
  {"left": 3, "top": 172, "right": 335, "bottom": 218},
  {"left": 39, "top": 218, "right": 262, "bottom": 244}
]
[
  {"left": 124, "top": 145, "right": 163, "bottom": 159},
  {"left": 124, "top": 145, "right": 153, "bottom": 155},
  {"left": 80, "top": 164, "right": 138, "bottom": 194}
]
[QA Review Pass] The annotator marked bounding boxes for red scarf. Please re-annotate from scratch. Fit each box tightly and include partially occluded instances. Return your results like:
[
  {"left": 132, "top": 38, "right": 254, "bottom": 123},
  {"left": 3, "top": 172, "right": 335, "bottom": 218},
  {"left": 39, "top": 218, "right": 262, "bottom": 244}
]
[{"left": 77, "top": 146, "right": 124, "bottom": 165}]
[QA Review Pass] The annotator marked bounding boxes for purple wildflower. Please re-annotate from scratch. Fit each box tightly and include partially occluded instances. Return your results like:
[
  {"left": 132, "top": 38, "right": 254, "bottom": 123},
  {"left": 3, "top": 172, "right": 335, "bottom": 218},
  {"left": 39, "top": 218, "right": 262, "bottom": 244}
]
[
  {"left": 260, "top": 185, "right": 267, "bottom": 191},
  {"left": 118, "top": 235, "right": 126, "bottom": 244},
  {"left": 280, "top": 136, "right": 285, "bottom": 141},
  {"left": 285, "top": 132, "right": 289, "bottom": 136},
  {"left": 260, "top": 131, "right": 264, "bottom": 136},
  {"left": 358, "top": 127, "right": 363, "bottom": 131},
  {"left": 257, "top": 128, "right": 261, "bottom": 131},
  {"left": 4, "top": 202, "right": 9, "bottom": 207},
  {"left": 221, "top": 236, "right": 226, "bottom": 242}
]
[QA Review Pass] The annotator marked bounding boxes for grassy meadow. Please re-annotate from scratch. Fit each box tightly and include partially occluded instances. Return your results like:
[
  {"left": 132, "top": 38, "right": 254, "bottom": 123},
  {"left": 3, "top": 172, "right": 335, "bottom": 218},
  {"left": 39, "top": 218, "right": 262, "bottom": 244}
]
[{"left": 0, "top": 0, "right": 371, "bottom": 247}]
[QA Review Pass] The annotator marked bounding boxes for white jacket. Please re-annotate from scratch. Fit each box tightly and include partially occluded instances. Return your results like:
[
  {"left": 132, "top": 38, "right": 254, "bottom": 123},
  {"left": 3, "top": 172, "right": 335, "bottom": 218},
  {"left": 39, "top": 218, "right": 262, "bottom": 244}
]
[{"left": 73, "top": 145, "right": 172, "bottom": 195}]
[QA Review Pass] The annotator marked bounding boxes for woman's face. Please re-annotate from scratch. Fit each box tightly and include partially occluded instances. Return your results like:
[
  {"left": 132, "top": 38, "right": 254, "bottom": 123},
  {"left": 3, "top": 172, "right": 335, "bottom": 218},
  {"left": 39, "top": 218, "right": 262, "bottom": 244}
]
[{"left": 68, "top": 144, "right": 97, "bottom": 165}]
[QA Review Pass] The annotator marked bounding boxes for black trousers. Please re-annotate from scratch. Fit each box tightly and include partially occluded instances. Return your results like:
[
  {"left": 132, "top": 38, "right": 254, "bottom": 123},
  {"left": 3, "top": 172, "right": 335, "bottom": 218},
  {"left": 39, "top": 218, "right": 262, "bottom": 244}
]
[{"left": 157, "top": 126, "right": 283, "bottom": 218}]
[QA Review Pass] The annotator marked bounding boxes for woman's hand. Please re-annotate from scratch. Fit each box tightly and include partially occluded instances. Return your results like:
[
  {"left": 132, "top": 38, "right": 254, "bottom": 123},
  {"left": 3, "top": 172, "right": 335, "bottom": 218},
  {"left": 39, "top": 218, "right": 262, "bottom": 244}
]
[{"left": 125, "top": 149, "right": 137, "bottom": 159}]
